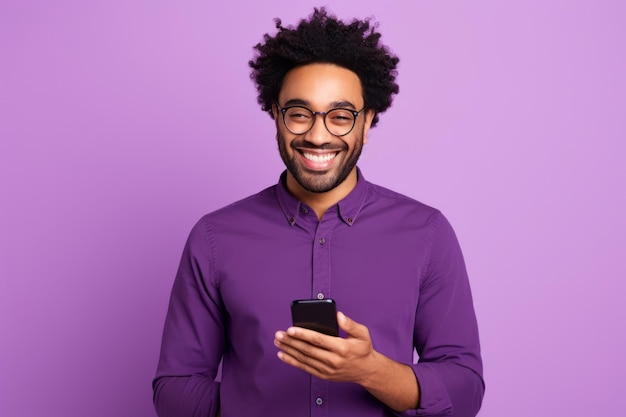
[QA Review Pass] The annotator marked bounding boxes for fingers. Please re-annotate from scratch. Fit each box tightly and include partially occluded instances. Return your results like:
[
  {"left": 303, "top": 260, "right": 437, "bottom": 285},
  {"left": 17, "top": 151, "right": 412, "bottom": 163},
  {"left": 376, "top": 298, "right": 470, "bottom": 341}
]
[
  {"left": 275, "top": 328, "right": 335, "bottom": 354},
  {"left": 276, "top": 349, "right": 327, "bottom": 379},
  {"left": 274, "top": 330, "right": 335, "bottom": 377}
]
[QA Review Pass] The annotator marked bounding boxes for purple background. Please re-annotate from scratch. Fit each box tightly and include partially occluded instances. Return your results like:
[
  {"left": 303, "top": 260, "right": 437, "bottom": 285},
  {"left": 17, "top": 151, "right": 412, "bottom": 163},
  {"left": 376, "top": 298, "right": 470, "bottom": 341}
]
[{"left": 1, "top": 1, "right": 624, "bottom": 416}]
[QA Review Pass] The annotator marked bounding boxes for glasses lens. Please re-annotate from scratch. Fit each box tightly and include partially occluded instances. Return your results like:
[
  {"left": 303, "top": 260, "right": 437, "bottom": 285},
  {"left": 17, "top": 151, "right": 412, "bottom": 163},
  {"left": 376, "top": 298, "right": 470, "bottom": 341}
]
[
  {"left": 325, "top": 109, "right": 356, "bottom": 136},
  {"left": 284, "top": 107, "right": 314, "bottom": 134}
]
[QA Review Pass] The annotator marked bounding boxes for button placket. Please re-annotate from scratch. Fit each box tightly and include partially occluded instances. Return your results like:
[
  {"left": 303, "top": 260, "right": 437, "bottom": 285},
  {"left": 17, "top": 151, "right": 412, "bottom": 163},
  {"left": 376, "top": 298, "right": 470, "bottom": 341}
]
[
  {"left": 311, "top": 219, "right": 333, "bottom": 303},
  {"left": 311, "top": 380, "right": 329, "bottom": 417},
  {"left": 311, "top": 217, "right": 335, "bottom": 417}
]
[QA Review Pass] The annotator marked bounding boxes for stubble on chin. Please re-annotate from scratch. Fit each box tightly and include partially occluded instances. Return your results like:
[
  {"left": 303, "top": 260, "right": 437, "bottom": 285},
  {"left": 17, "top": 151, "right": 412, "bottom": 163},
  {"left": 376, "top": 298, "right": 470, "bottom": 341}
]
[{"left": 276, "top": 129, "right": 364, "bottom": 194}]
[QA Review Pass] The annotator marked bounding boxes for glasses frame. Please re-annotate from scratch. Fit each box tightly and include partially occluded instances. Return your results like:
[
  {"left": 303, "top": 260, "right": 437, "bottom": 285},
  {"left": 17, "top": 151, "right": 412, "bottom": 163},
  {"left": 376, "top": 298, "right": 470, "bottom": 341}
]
[{"left": 276, "top": 103, "right": 366, "bottom": 137}]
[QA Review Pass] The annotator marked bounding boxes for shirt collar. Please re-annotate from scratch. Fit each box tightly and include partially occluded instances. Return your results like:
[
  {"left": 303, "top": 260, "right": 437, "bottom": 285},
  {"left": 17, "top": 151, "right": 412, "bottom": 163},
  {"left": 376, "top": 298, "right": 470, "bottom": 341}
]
[{"left": 276, "top": 167, "right": 368, "bottom": 227}]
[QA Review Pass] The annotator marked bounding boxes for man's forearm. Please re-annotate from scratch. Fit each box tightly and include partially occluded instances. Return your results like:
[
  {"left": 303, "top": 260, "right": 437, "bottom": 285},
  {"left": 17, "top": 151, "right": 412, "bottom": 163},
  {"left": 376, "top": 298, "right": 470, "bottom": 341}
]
[
  {"left": 358, "top": 351, "right": 419, "bottom": 412},
  {"left": 153, "top": 375, "right": 220, "bottom": 417}
]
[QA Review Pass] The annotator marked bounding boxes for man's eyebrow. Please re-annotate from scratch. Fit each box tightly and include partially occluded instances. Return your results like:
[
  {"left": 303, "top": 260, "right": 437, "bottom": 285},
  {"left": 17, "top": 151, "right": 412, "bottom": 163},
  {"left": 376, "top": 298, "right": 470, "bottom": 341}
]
[
  {"left": 282, "top": 99, "right": 358, "bottom": 110},
  {"left": 283, "top": 98, "right": 310, "bottom": 107},
  {"left": 330, "top": 101, "right": 357, "bottom": 110}
]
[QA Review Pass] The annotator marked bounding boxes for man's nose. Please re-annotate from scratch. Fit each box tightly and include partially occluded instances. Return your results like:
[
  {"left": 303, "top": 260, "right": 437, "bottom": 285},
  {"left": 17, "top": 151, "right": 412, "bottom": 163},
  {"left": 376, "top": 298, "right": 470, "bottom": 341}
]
[{"left": 304, "top": 113, "right": 332, "bottom": 145}]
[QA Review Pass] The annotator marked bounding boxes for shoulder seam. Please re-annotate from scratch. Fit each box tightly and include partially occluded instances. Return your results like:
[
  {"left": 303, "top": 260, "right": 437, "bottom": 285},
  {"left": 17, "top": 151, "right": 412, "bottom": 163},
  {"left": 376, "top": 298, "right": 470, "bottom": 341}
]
[
  {"left": 199, "top": 216, "right": 221, "bottom": 289},
  {"left": 420, "top": 210, "right": 443, "bottom": 287}
]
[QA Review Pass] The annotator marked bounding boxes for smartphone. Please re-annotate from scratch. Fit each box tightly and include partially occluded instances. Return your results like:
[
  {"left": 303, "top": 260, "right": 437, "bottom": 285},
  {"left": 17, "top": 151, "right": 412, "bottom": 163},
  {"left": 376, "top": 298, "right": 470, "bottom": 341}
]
[{"left": 291, "top": 299, "right": 339, "bottom": 336}]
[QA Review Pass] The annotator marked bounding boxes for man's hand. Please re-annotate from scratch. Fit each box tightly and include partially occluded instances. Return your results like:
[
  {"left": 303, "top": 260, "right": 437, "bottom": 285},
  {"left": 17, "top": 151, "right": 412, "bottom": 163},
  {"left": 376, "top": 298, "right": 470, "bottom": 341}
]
[
  {"left": 274, "top": 311, "right": 375, "bottom": 383},
  {"left": 274, "top": 312, "right": 419, "bottom": 412}
]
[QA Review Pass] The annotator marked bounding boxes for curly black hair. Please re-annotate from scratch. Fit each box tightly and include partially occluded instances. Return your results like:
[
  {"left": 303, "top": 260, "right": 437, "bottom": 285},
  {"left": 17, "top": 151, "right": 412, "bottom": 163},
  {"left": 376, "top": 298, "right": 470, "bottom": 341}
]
[{"left": 249, "top": 7, "right": 399, "bottom": 127}]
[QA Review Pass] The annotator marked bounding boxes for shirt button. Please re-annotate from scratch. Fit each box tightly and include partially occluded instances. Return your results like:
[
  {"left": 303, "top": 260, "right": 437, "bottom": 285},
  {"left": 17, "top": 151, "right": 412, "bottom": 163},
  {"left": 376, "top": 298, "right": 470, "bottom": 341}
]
[
  {"left": 316, "top": 292, "right": 324, "bottom": 300},
  {"left": 315, "top": 397, "right": 323, "bottom": 406},
  {"left": 301, "top": 208, "right": 309, "bottom": 214},
  {"left": 318, "top": 238, "right": 325, "bottom": 244},
  {"left": 347, "top": 217, "right": 353, "bottom": 223}
]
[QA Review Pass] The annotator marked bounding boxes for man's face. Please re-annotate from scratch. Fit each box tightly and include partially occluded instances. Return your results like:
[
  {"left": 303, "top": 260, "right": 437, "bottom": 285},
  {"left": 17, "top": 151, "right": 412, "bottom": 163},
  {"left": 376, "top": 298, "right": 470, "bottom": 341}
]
[{"left": 273, "top": 63, "right": 374, "bottom": 194}]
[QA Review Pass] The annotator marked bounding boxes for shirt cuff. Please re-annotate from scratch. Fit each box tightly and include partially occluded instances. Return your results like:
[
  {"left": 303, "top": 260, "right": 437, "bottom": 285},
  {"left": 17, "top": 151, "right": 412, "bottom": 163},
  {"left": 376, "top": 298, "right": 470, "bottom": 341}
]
[{"left": 403, "top": 362, "right": 453, "bottom": 416}]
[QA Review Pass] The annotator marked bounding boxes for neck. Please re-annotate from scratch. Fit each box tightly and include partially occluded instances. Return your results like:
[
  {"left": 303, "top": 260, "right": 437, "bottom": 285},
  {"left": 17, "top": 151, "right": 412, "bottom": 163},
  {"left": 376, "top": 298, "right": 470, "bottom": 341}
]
[{"left": 286, "top": 169, "right": 358, "bottom": 220}]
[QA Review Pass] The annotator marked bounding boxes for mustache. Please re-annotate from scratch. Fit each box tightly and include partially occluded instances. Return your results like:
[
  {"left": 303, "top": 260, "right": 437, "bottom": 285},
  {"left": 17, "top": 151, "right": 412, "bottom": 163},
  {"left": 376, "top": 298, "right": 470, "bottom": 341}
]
[{"left": 288, "top": 138, "right": 348, "bottom": 151}]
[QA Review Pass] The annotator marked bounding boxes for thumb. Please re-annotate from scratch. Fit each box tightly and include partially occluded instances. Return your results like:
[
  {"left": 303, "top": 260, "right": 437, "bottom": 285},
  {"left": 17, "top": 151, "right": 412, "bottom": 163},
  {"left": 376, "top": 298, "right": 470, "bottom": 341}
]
[{"left": 337, "top": 312, "right": 368, "bottom": 339}]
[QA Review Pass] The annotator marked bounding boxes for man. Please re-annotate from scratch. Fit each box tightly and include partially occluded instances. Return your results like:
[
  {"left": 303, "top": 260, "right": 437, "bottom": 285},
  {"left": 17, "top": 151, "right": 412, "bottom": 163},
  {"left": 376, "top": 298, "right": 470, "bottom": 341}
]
[{"left": 153, "top": 8, "right": 484, "bottom": 417}]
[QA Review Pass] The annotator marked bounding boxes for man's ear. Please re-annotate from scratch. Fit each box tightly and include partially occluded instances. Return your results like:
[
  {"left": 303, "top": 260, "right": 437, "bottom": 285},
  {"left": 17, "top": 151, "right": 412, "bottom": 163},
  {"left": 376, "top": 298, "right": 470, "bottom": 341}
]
[
  {"left": 271, "top": 104, "right": 281, "bottom": 141},
  {"left": 363, "top": 109, "right": 376, "bottom": 145}
]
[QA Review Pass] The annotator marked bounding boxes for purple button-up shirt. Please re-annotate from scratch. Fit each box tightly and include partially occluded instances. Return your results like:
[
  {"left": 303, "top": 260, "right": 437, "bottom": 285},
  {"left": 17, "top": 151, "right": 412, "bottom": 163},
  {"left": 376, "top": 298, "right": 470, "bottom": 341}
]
[{"left": 153, "top": 169, "right": 484, "bottom": 417}]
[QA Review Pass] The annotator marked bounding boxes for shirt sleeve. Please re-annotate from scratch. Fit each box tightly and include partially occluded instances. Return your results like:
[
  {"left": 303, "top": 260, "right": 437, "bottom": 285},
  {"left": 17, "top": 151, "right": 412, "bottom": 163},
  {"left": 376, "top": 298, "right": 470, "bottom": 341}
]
[
  {"left": 403, "top": 212, "right": 485, "bottom": 416},
  {"left": 153, "top": 217, "right": 224, "bottom": 417}
]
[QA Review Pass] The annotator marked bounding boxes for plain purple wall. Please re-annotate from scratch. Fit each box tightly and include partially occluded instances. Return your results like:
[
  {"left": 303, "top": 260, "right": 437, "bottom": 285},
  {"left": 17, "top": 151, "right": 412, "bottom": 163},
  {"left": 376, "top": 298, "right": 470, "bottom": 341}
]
[{"left": 1, "top": 1, "right": 624, "bottom": 416}]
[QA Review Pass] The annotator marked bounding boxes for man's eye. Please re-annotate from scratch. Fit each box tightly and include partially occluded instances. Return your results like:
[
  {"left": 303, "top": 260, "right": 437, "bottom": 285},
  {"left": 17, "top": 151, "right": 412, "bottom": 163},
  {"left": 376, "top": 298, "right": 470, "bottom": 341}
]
[
  {"left": 287, "top": 111, "right": 312, "bottom": 120},
  {"left": 329, "top": 111, "right": 353, "bottom": 122}
]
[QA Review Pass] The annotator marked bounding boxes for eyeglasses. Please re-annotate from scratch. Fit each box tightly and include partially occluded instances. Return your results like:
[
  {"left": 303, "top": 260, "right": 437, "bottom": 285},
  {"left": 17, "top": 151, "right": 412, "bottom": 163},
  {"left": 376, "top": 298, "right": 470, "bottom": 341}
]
[{"left": 276, "top": 103, "right": 366, "bottom": 137}]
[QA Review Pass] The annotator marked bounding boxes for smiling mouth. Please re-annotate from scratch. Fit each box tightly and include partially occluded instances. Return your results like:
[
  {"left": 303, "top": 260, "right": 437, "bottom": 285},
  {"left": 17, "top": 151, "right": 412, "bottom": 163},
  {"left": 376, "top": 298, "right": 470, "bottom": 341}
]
[{"left": 302, "top": 152, "right": 337, "bottom": 162}]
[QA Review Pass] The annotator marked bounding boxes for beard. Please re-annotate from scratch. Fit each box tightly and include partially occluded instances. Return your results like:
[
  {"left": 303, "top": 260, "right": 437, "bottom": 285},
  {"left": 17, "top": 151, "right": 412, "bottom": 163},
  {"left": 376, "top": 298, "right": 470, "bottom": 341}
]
[{"left": 277, "top": 126, "right": 365, "bottom": 194}]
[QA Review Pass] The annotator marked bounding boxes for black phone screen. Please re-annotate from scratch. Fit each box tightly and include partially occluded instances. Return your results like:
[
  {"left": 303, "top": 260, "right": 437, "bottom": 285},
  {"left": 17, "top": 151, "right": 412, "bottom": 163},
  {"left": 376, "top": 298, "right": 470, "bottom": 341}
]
[{"left": 290, "top": 299, "right": 339, "bottom": 336}]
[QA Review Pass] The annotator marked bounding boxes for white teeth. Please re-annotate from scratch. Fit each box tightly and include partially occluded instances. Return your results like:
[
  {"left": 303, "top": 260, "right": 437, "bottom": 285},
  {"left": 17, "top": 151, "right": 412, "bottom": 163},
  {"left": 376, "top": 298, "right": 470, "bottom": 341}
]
[{"left": 303, "top": 153, "right": 336, "bottom": 162}]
